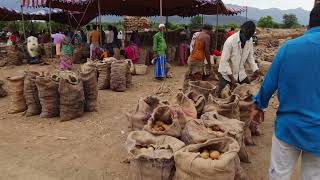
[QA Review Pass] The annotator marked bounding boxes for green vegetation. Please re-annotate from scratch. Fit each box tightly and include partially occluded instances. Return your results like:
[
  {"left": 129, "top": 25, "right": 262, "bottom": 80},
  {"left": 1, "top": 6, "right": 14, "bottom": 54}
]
[
  {"left": 257, "top": 16, "right": 274, "bottom": 28},
  {"left": 283, "top": 14, "right": 300, "bottom": 28}
]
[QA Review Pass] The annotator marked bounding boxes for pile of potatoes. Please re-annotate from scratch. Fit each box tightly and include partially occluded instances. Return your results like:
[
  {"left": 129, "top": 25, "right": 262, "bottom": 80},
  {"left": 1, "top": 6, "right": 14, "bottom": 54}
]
[
  {"left": 138, "top": 145, "right": 155, "bottom": 152},
  {"left": 199, "top": 149, "right": 222, "bottom": 160},
  {"left": 152, "top": 121, "right": 171, "bottom": 132}
]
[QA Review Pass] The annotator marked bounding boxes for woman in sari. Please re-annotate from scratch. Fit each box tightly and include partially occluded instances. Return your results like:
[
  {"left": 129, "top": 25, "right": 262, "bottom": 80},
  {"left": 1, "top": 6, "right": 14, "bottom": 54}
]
[
  {"left": 153, "top": 24, "right": 167, "bottom": 80},
  {"left": 60, "top": 32, "right": 73, "bottom": 70}
]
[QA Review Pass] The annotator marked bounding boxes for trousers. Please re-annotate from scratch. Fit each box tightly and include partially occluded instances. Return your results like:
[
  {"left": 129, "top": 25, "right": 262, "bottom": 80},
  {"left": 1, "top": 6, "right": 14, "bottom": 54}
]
[{"left": 269, "top": 135, "right": 320, "bottom": 180}]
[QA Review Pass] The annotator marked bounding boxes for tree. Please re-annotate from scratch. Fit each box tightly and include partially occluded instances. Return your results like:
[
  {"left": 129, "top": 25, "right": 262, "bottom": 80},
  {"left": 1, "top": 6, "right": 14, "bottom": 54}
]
[
  {"left": 189, "top": 16, "right": 202, "bottom": 30},
  {"left": 258, "top": 16, "right": 274, "bottom": 28},
  {"left": 283, "top": 14, "right": 299, "bottom": 28}
]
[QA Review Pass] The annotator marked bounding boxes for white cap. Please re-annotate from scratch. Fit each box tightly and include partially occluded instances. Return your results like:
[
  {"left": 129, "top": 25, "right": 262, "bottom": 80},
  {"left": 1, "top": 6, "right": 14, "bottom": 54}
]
[{"left": 159, "top": 24, "right": 165, "bottom": 28}]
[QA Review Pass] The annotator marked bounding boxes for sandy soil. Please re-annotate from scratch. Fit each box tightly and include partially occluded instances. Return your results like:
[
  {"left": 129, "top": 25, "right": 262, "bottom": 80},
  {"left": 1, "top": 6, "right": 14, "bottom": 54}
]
[{"left": 0, "top": 64, "right": 299, "bottom": 180}]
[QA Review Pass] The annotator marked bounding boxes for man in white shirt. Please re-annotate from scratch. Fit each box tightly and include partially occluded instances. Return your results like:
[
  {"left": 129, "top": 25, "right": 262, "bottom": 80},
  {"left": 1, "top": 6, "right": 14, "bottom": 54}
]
[
  {"left": 106, "top": 25, "right": 114, "bottom": 54},
  {"left": 217, "top": 21, "right": 260, "bottom": 97}
]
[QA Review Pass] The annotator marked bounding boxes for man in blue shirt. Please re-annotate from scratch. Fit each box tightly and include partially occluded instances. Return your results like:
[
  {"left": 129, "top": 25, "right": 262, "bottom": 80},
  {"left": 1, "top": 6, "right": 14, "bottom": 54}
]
[{"left": 251, "top": 5, "right": 320, "bottom": 180}]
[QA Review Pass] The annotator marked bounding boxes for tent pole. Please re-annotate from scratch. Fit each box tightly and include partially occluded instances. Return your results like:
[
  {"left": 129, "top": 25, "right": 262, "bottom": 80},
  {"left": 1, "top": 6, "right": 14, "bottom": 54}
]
[
  {"left": 245, "top": 6, "right": 248, "bottom": 21},
  {"left": 160, "top": 0, "right": 163, "bottom": 23},
  {"left": 49, "top": 0, "right": 53, "bottom": 58},
  {"left": 215, "top": 5, "right": 219, "bottom": 50},
  {"left": 20, "top": 5, "right": 26, "bottom": 42},
  {"left": 98, "top": 0, "right": 102, "bottom": 47}
]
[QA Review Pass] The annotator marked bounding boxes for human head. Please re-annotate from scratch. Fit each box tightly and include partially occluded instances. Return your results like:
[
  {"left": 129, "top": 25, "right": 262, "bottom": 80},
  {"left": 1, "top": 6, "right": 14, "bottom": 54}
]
[
  {"left": 86, "top": 25, "right": 91, "bottom": 31},
  {"left": 202, "top": 24, "right": 213, "bottom": 34},
  {"left": 108, "top": 25, "right": 113, "bottom": 31},
  {"left": 159, "top": 24, "right": 166, "bottom": 32},
  {"left": 185, "top": 26, "right": 188, "bottom": 30},
  {"left": 309, "top": 4, "right": 320, "bottom": 28},
  {"left": 93, "top": 25, "right": 97, "bottom": 30},
  {"left": 231, "top": 27, "right": 235, "bottom": 31},
  {"left": 240, "top": 21, "right": 256, "bottom": 40}
]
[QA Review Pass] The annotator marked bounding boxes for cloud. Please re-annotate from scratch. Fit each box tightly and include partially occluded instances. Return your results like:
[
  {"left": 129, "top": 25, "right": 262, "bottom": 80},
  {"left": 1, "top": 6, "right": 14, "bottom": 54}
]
[{"left": 223, "top": 0, "right": 313, "bottom": 10}]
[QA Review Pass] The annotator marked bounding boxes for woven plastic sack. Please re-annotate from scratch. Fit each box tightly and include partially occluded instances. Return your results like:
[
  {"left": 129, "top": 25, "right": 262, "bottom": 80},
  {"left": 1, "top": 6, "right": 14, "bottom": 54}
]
[
  {"left": 59, "top": 71, "right": 85, "bottom": 121},
  {"left": 35, "top": 72, "right": 60, "bottom": 118},
  {"left": 7, "top": 75, "right": 27, "bottom": 114},
  {"left": 81, "top": 62, "right": 98, "bottom": 112},
  {"left": 174, "top": 137, "right": 242, "bottom": 180},
  {"left": 126, "top": 131, "right": 185, "bottom": 180},
  {"left": 24, "top": 71, "right": 41, "bottom": 116},
  {"left": 96, "top": 62, "right": 111, "bottom": 90}
]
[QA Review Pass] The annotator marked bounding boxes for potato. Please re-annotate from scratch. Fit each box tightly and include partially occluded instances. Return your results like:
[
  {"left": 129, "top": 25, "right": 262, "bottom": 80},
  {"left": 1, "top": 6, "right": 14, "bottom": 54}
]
[
  {"left": 157, "top": 126, "right": 165, "bottom": 131},
  {"left": 140, "top": 148, "right": 148, "bottom": 152},
  {"left": 200, "top": 150, "right": 209, "bottom": 159},
  {"left": 147, "top": 146, "right": 155, "bottom": 151},
  {"left": 210, "top": 151, "right": 221, "bottom": 160}
]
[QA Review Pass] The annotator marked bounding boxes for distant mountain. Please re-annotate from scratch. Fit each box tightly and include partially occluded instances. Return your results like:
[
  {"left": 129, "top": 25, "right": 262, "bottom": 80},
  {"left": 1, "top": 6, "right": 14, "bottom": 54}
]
[
  {"left": 228, "top": 4, "right": 310, "bottom": 25},
  {"left": 0, "top": 1, "right": 310, "bottom": 25}
]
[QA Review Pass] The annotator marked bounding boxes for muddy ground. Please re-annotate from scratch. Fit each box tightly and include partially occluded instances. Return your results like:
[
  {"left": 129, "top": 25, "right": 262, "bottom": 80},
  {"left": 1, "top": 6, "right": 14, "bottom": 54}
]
[{"left": 0, "top": 64, "right": 300, "bottom": 180}]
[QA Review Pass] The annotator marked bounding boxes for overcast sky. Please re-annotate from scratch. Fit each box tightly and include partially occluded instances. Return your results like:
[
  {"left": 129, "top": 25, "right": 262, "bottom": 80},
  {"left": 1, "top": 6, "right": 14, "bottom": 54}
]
[
  {"left": 223, "top": 0, "right": 314, "bottom": 10},
  {"left": 0, "top": 0, "right": 315, "bottom": 11}
]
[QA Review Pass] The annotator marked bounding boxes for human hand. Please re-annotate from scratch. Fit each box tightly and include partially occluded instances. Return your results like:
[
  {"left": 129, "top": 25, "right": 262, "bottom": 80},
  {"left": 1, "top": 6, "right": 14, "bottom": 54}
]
[{"left": 250, "top": 105, "right": 264, "bottom": 126}]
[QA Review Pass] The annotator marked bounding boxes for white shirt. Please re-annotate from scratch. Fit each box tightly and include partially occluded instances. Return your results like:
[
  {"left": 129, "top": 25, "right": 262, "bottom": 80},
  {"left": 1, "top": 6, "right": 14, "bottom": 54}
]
[
  {"left": 105, "top": 30, "right": 114, "bottom": 44},
  {"left": 218, "top": 32, "right": 258, "bottom": 82}
]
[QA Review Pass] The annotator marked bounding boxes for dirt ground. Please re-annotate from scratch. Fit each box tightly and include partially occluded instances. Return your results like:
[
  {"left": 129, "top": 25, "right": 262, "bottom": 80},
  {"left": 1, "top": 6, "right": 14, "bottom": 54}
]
[{"left": 0, "top": 64, "right": 300, "bottom": 180}]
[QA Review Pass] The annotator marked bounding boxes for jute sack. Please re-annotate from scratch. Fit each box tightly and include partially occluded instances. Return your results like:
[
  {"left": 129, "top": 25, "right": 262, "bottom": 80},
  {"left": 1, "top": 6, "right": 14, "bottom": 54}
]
[
  {"left": 96, "top": 62, "right": 111, "bottom": 90},
  {"left": 174, "top": 137, "right": 241, "bottom": 180},
  {"left": 188, "top": 81, "right": 216, "bottom": 99},
  {"left": 126, "top": 131, "right": 185, "bottom": 180},
  {"left": 201, "top": 112, "right": 250, "bottom": 163},
  {"left": 221, "top": 84, "right": 232, "bottom": 99},
  {"left": 170, "top": 92, "right": 197, "bottom": 125},
  {"left": 59, "top": 71, "right": 85, "bottom": 121},
  {"left": 125, "top": 60, "right": 132, "bottom": 88},
  {"left": 81, "top": 62, "right": 98, "bottom": 112},
  {"left": 128, "top": 96, "right": 162, "bottom": 131},
  {"left": 36, "top": 73, "right": 60, "bottom": 118},
  {"left": 203, "top": 95, "right": 240, "bottom": 120},
  {"left": 233, "top": 84, "right": 259, "bottom": 145},
  {"left": 73, "top": 45, "right": 85, "bottom": 64},
  {"left": 0, "top": 80, "right": 7, "bottom": 97},
  {"left": 110, "top": 60, "right": 127, "bottom": 92},
  {"left": 144, "top": 106, "right": 184, "bottom": 138},
  {"left": 185, "top": 91, "right": 206, "bottom": 118},
  {"left": 259, "top": 61, "right": 271, "bottom": 76},
  {"left": 24, "top": 71, "right": 41, "bottom": 116},
  {"left": 7, "top": 75, "right": 27, "bottom": 114}
]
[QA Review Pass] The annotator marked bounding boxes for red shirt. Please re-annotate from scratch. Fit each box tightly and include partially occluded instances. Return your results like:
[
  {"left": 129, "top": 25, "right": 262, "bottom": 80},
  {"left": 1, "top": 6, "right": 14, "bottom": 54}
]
[
  {"left": 226, "top": 31, "right": 235, "bottom": 39},
  {"left": 10, "top": 35, "right": 17, "bottom": 43}
]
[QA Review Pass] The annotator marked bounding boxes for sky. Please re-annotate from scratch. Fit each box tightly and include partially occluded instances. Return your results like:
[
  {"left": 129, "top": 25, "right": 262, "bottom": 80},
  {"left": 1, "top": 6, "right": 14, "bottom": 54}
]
[
  {"left": 223, "top": 0, "right": 314, "bottom": 11},
  {"left": 0, "top": 0, "right": 315, "bottom": 11}
]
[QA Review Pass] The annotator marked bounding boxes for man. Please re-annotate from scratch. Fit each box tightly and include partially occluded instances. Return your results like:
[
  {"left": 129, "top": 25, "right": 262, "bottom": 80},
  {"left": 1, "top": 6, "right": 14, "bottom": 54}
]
[
  {"left": 105, "top": 25, "right": 114, "bottom": 54},
  {"left": 251, "top": 5, "right": 320, "bottom": 180},
  {"left": 217, "top": 21, "right": 260, "bottom": 97},
  {"left": 86, "top": 25, "right": 91, "bottom": 45},
  {"left": 226, "top": 27, "right": 235, "bottom": 39},
  {"left": 153, "top": 24, "right": 167, "bottom": 80},
  {"left": 51, "top": 30, "right": 65, "bottom": 58},
  {"left": 89, "top": 25, "right": 100, "bottom": 59},
  {"left": 186, "top": 24, "right": 212, "bottom": 81}
]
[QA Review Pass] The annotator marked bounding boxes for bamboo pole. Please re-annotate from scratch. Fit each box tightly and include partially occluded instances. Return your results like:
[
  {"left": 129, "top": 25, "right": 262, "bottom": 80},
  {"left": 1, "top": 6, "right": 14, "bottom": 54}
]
[
  {"left": 49, "top": 0, "right": 53, "bottom": 58},
  {"left": 20, "top": 5, "right": 26, "bottom": 42},
  {"left": 160, "top": 0, "right": 163, "bottom": 23},
  {"left": 215, "top": 4, "right": 219, "bottom": 50},
  {"left": 98, "top": 0, "right": 103, "bottom": 47}
]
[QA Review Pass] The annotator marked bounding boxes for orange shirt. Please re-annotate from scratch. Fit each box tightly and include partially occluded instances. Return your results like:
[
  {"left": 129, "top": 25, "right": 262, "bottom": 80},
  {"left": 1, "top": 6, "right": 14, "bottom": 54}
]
[
  {"left": 90, "top": 30, "right": 100, "bottom": 44},
  {"left": 189, "top": 39, "right": 205, "bottom": 61}
]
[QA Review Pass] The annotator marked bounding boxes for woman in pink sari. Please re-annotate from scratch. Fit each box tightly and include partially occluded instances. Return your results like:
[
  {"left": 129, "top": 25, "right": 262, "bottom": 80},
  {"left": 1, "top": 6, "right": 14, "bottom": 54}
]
[{"left": 124, "top": 42, "right": 140, "bottom": 64}]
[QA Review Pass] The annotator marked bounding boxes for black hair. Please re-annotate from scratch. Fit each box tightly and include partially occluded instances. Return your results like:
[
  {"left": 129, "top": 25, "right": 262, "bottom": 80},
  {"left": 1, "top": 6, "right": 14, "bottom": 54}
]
[
  {"left": 93, "top": 25, "right": 97, "bottom": 30},
  {"left": 86, "top": 25, "right": 91, "bottom": 30},
  {"left": 309, "top": 4, "right": 320, "bottom": 28},
  {"left": 231, "top": 27, "right": 235, "bottom": 31},
  {"left": 202, "top": 24, "right": 213, "bottom": 31},
  {"left": 241, "top": 21, "right": 256, "bottom": 32},
  {"left": 120, "top": 49, "right": 125, "bottom": 56}
]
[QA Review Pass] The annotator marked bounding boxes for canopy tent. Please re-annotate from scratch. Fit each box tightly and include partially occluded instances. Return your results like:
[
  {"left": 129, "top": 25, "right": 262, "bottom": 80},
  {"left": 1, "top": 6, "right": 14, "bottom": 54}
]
[
  {"left": 0, "top": 6, "right": 94, "bottom": 27},
  {"left": 22, "top": 0, "right": 245, "bottom": 17}
]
